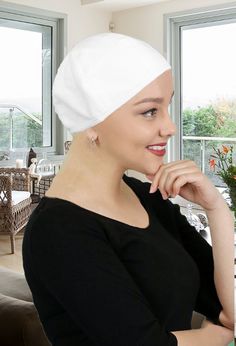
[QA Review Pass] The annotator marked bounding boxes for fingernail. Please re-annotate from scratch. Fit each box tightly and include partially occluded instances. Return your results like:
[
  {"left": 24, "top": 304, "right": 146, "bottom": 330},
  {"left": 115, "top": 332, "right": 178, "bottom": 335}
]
[
  {"left": 162, "top": 192, "right": 168, "bottom": 200},
  {"left": 149, "top": 185, "right": 155, "bottom": 193}
]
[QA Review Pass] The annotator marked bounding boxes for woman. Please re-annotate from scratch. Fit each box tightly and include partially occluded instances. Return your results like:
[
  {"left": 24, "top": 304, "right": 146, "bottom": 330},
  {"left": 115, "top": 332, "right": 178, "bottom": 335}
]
[{"left": 22, "top": 32, "right": 234, "bottom": 345}]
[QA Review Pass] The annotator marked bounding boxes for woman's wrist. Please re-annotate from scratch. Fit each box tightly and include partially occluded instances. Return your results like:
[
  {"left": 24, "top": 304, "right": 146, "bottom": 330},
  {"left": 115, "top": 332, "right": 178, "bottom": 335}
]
[
  {"left": 218, "top": 310, "right": 234, "bottom": 331},
  {"left": 204, "top": 192, "right": 227, "bottom": 213}
]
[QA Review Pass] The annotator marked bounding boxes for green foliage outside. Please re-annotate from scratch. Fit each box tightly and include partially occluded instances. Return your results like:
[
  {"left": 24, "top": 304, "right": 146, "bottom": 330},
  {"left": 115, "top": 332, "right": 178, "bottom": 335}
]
[
  {"left": 0, "top": 112, "right": 42, "bottom": 149},
  {"left": 183, "top": 98, "right": 236, "bottom": 137},
  {"left": 182, "top": 98, "right": 236, "bottom": 186}
]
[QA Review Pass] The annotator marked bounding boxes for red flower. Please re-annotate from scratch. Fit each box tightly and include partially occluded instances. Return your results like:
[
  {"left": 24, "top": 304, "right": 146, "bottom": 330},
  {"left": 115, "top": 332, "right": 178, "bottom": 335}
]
[{"left": 209, "top": 159, "right": 216, "bottom": 170}]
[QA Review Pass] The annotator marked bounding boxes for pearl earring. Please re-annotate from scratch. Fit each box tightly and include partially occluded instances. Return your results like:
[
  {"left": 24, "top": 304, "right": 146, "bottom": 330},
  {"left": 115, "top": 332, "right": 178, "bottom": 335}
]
[{"left": 90, "top": 136, "right": 97, "bottom": 146}]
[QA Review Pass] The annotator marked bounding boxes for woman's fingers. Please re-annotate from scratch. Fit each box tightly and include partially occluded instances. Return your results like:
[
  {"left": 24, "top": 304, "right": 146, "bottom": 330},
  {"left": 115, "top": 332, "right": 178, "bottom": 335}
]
[
  {"left": 149, "top": 160, "right": 199, "bottom": 198},
  {"left": 158, "top": 167, "right": 197, "bottom": 198},
  {"left": 170, "top": 171, "right": 203, "bottom": 197}
]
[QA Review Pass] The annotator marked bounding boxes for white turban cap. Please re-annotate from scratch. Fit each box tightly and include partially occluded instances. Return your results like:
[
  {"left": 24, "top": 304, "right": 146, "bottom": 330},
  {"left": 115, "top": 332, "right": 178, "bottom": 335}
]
[{"left": 52, "top": 32, "right": 171, "bottom": 134}]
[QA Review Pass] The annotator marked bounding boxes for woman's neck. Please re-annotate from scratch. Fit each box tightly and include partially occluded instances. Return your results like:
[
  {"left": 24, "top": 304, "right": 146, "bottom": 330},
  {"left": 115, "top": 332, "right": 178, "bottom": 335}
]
[{"left": 47, "top": 135, "right": 128, "bottom": 204}]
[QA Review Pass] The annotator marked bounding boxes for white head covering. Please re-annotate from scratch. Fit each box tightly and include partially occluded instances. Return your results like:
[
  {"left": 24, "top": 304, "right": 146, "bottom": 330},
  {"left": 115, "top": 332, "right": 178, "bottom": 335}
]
[{"left": 52, "top": 32, "right": 171, "bottom": 134}]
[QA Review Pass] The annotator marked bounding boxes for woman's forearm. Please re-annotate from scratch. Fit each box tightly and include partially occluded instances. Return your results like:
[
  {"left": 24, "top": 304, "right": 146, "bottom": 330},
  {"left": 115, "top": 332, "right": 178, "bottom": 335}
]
[
  {"left": 171, "top": 321, "right": 234, "bottom": 346},
  {"left": 204, "top": 195, "right": 234, "bottom": 328}
]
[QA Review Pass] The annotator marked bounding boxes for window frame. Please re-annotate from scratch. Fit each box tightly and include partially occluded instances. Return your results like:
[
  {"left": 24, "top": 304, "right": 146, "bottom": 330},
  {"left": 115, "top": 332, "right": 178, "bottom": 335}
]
[
  {"left": 164, "top": 2, "right": 236, "bottom": 163},
  {"left": 0, "top": 2, "right": 67, "bottom": 155}
]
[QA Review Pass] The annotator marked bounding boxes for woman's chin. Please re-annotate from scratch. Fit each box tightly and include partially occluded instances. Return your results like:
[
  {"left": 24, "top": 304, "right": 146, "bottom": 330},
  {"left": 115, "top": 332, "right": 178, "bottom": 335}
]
[
  {"left": 133, "top": 160, "right": 163, "bottom": 180},
  {"left": 145, "top": 173, "right": 156, "bottom": 181},
  {"left": 145, "top": 163, "right": 163, "bottom": 180}
]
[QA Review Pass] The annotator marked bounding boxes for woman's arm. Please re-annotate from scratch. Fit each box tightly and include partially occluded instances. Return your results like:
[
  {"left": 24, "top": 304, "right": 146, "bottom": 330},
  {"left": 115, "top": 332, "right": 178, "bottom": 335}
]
[
  {"left": 205, "top": 197, "right": 234, "bottom": 330},
  {"left": 147, "top": 159, "right": 234, "bottom": 330},
  {"left": 171, "top": 319, "right": 234, "bottom": 346}
]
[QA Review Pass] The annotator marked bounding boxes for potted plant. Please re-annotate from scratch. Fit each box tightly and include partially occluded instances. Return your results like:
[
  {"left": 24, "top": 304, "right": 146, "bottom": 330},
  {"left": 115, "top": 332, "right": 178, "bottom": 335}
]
[{"left": 209, "top": 144, "right": 236, "bottom": 219}]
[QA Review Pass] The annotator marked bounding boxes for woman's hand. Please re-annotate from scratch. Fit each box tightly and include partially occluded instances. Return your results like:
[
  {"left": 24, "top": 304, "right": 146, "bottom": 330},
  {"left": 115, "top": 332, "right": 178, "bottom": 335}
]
[
  {"left": 146, "top": 159, "right": 224, "bottom": 211},
  {"left": 201, "top": 319, "right": 234, "bottom": 345}
]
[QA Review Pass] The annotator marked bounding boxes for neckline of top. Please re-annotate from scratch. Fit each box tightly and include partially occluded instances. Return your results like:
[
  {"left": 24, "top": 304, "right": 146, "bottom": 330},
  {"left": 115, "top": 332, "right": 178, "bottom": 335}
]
[{"left": 40, "top": 175, "right": 152, "bottom": 232}]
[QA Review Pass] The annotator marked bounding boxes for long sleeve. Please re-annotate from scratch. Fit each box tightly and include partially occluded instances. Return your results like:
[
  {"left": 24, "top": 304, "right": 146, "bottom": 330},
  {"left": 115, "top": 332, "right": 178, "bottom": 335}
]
[
  {"left": 166, "top": 200, "right": 223, "bottom": 324},
  {"left": 24, "top": 207, "right": 178, "bottom": 346},
  {"left": 122, "top": 175, "right": 223, "bottom": 326}
]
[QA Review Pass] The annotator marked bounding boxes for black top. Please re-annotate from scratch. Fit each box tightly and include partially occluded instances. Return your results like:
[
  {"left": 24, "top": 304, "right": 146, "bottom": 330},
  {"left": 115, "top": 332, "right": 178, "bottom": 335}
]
[{"left": 22, "top": 174, "right": 222, "bottom": 346}]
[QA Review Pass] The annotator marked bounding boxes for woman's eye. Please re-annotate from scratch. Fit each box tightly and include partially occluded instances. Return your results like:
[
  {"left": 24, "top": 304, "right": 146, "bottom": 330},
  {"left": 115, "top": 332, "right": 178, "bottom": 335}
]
[{"left": 141, "top": 108, "right": 158, "bottom": 118}]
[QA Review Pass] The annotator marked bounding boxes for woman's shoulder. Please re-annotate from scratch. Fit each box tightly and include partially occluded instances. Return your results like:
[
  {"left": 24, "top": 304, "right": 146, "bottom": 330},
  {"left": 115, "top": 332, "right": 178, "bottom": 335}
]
[
  {"left": 25, "top": 196, "right": 102, "bottom": 236},
  {"left": 23, "top": 197, "right": 110, "bottom": 259}
]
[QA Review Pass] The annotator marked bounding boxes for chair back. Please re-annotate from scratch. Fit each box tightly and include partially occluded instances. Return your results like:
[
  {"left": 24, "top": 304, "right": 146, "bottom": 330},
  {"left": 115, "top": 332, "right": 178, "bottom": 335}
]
[
  {"left": 0, "top": 168, "right": 30, "bottom": 192},
  {"left": 0, "top": 168, "right": 32, "bottom": 253},
  {"left": 0, "top": 175, "right": 12, "bottom": 207}
]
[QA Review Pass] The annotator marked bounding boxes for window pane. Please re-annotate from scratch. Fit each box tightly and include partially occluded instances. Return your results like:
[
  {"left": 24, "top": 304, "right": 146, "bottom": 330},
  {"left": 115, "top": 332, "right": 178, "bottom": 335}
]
[
  {"left": 181, "top": 21, "right": 236, "bottom": 187},
  {"left": 0, "top": 18, "right": 52, "bottom": 149}
]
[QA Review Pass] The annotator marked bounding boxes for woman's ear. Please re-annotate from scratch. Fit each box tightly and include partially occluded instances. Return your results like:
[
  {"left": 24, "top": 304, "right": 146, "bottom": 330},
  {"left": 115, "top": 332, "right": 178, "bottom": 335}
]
[
  {"left": 86, "top": 127, "right": 98, "bottom": 147},
  {"left": 86, "top": 128, "right": 98, "bottom": 141}
]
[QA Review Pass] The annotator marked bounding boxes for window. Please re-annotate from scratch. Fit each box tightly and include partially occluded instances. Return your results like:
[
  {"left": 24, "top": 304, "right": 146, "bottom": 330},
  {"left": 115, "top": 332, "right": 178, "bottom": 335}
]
[
  {"left": 165, "top": 4, "right": 236, "bottom": 187},
  {"left": 0, "top": 7, "right": 63, "bottom": 154}
]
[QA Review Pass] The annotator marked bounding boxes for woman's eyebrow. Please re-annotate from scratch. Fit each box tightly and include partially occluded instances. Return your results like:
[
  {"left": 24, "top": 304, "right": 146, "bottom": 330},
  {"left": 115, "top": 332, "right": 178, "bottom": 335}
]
[{"left": 134, "top": 90, "right": 174, "bottom": 105}]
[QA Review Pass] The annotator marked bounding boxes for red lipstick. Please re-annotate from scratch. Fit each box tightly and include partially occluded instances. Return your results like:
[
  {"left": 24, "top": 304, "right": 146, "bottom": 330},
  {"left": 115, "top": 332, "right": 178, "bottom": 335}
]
[{"left": 146, "top": 142, "right": 167, "bottom": 157}]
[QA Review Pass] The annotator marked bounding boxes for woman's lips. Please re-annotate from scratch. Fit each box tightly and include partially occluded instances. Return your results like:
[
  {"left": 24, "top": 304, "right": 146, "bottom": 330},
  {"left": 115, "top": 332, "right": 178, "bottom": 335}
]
[
  {"left": 146, "top": 143, "right": 167, "bottom": 156},
  {"left": 146, "top": 147, "right": 166, "bottom": 156}
]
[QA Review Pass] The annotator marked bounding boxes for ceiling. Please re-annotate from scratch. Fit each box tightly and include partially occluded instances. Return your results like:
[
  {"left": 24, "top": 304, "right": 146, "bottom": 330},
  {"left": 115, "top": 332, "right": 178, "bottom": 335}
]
[{"left": 81, "top": 0, "right": 171, "bottom": 12}]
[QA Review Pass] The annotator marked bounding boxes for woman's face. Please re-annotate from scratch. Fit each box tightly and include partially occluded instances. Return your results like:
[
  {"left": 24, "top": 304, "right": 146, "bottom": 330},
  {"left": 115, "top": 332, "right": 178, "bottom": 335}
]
[{"left": 94, "top": 69, "right": 176, "bottom": 176}]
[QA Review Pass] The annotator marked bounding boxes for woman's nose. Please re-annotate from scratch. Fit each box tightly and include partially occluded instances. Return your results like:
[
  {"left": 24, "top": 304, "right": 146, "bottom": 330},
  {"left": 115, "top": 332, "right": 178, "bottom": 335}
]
[{"left": 159, "top": 113, "right": 176, "bottom": 138}]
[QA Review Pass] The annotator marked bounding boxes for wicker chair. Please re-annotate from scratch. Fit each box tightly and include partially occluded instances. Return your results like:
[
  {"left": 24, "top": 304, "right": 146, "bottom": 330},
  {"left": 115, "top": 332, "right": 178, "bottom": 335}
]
[{"left": 0, "top": 168, "right": 32, "bottom": 254}]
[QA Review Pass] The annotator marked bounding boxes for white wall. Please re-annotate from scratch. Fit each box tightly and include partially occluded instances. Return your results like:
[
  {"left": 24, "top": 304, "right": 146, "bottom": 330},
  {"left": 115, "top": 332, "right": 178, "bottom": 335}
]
[{"left": 112, "top": 0, "right": 234, "bottom": 54}]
